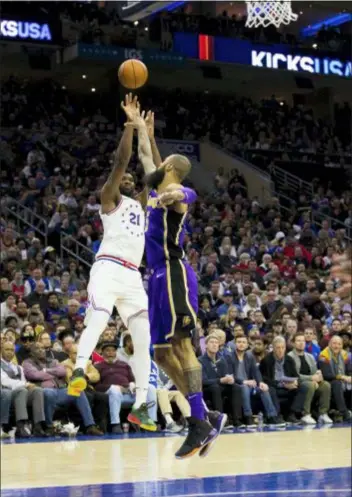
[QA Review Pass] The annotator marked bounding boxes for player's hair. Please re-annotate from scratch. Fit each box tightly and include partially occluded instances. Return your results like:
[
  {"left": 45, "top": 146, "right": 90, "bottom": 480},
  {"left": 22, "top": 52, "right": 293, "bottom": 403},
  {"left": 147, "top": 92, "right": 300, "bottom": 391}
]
[{"left": 166, "top": 154, "right": 191, "bottom": 181}]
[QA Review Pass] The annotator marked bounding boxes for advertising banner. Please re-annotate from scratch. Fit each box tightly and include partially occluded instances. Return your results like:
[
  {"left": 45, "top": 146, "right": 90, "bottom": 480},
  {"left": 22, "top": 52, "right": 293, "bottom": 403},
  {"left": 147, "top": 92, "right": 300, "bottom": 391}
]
[
  {"left": 78, "top": 43, "right": 184, "bottom": 65},
  {"left": 0, "top": 18, "right": 61, "bottom": 44},
  {"left": 157, "top": 139, "right": 200, "bottom": 163},
  {"left": 173, "top": 32, "right": 351, "bottom": 79}
]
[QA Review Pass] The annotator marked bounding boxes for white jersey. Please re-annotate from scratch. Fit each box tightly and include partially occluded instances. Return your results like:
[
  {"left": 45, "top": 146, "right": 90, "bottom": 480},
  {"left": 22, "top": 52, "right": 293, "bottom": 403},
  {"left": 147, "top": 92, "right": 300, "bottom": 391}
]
[{"left": 96, "top": 195, "right": 145, "bottom": 268}]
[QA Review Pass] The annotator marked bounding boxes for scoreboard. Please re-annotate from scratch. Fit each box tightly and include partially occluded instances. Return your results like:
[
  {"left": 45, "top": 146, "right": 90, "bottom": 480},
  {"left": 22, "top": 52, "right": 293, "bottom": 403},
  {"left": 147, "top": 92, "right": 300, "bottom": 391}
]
[{"left": 117, "top": 1, "right": 184, "bottom": 21}]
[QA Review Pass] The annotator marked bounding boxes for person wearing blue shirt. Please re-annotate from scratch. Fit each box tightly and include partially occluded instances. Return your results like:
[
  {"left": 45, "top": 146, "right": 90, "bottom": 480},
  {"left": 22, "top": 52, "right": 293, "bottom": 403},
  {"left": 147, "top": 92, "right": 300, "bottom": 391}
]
[
  {"left": 304, "top": 327, "right": 321, "bottom": 362},
  {"left": 217, "top": 290, "right": 234, "bottom": 317}
]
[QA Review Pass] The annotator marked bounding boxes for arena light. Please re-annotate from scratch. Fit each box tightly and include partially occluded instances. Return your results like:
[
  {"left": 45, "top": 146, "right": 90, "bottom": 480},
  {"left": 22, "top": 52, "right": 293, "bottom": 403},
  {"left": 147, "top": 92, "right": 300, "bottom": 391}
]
[{"left": 301, "top": 13, "right": 352, "bottom": 37}]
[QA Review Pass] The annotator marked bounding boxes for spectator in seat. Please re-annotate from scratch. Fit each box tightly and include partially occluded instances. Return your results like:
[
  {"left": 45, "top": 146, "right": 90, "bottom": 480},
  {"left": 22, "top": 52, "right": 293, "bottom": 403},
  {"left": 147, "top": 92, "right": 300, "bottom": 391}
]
[
  {"left": 156, "top": 365, "right": 190, "bottom": 433},
  {"left": 24, "top": 281, "right": 47, "bottom": 309},
  {"left": 57, "top": 331, "right": 75, "bottom": 360},
  {"left": 227, "top": 336, "right": 283, "bottom": 427},
  {"left": 1, "top": 341, "right": 47, "bottom": 437},
  {"left": 62, "top": 344, "right": 109, "bottom": 433},
  {"left": 23, "top": 342, "right": 103, "bottom": 435},
  {"left": 45, "top": 292, "right": 66, "bottom": 324},
  {"left": 24, "top": 268, "right": 51, "bottom": 296},
  {"left": 199, "top": 336, "right": 242, "bottom": 427},
  {"left": 260, "top": 336, "right": 310, "bottom": 424},
  {"left": 319, "top": 336, "right": 352, "bottom": 421},
  {"left": 252, "top": 337, "right": 267, "bottom": 365},
  {"left": 95, "top": 342, "right": 157, "bottom": 434},
  {"left": 37, "top": 331, "right": 67, "bottom": 361},
  {"left": 217, "top": 290, "right": 235, "bottom": 317},
  {"left": 304, "top": 326, "right": 321, "bottom": 361},
  {"left": 288, "top": 333, "right": 332, "bottom": 424},
  {"left": 261, "top": 290, "right": 281, "bottom": 320},
  {"left": 16, "top": 325, "right": 36, "bottom": 364},
  {"left": 0, "top": 293, "right": 17, "bottom": 329}
]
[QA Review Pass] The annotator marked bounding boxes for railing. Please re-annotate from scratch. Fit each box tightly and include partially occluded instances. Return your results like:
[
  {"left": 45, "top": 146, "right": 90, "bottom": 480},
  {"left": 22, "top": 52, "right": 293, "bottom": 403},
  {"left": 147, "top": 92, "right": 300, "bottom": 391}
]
[
  {"left": 311, "top": 211, "right": 352, "bottom": 242},
  {"left": 270, "top": 164, "right": 314, "bottom": 198},
  {"left": 60, "top": 233, "right": 95, "bottom": 269},
  {"left": 2, "top": 197, "right": 48, "bottom": 246}
]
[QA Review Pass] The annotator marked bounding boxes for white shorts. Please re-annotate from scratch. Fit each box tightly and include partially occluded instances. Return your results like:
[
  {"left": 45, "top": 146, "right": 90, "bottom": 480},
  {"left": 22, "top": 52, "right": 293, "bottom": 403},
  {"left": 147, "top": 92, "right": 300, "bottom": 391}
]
[{"left": 85, "top": 260, "right": 148, "bottom": 326}]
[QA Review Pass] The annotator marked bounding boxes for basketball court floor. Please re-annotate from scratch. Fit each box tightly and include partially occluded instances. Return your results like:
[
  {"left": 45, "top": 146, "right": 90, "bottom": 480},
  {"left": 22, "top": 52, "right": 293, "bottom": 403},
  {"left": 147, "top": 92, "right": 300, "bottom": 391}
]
[{"left": 1, "top": 425, "right": 351, "bottom": 497}]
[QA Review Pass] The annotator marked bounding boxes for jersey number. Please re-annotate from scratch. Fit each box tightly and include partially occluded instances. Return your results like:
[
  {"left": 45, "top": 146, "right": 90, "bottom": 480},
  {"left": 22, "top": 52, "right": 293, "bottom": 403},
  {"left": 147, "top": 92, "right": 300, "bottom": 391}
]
[{"left": 129, "top": 213, "right": 141, "bottom": 226}]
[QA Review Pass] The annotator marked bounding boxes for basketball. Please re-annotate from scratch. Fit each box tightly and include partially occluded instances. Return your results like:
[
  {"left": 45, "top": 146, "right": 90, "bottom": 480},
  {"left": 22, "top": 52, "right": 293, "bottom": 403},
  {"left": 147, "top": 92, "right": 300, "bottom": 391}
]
[{"left": 118, "top": 59, "right": 148, "bottom": 89}]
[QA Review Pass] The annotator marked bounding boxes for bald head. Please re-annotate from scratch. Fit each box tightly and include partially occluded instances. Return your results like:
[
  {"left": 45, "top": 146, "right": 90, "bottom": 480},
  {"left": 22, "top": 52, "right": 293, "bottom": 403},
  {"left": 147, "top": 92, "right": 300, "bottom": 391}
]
[{"left": 164, "top": 154, "right": 191, "bottom": 181}]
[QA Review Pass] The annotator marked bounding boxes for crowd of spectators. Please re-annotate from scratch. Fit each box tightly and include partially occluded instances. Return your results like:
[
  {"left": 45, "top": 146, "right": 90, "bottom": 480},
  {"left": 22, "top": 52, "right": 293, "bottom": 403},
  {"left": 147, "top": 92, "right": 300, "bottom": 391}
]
[{"left": 1, "top": 70, "right": 351, "bottom": 439}]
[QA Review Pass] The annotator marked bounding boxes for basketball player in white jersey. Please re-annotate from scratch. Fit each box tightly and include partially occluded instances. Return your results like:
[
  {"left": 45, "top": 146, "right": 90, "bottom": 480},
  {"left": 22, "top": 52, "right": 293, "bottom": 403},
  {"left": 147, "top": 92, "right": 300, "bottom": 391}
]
[{"left": 68, "top": 94, "right": 157, "bottom": 431}]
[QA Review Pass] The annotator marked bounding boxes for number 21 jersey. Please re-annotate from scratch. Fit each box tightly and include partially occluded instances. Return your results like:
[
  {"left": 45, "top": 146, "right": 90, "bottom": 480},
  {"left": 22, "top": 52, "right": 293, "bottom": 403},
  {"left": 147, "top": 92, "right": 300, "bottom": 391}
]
[{"left": 96, "top": 195, "right": 145, "bottom": 268}]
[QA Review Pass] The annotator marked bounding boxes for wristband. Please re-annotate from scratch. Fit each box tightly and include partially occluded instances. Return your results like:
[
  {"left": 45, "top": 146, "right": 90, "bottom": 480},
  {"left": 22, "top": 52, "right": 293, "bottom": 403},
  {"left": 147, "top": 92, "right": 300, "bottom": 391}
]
[{"left": 180, "top": 187, "right": 197, "bottom": 205}]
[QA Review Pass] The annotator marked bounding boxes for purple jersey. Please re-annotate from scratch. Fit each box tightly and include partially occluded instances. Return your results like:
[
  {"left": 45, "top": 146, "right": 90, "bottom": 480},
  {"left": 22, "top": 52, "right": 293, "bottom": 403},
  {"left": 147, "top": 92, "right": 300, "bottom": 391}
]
[{"left": 145, "top": 190, "right": 187, "bottom": 269}]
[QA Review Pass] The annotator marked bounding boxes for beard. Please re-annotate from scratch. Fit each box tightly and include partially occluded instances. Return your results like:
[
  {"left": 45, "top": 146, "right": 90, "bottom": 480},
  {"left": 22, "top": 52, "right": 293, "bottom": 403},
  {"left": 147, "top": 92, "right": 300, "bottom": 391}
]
[
  {"left": 120, "top": 186, "right": 134, "bottom": 198},
  {"left": 144, "top": 168, "right": 165, "bottom": 190}
]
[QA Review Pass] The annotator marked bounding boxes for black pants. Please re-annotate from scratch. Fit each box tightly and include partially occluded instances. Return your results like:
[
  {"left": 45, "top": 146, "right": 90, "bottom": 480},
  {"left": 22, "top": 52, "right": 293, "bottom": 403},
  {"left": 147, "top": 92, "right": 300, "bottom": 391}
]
[
  {"left": 203, "top": 383, "right": 242, "bottom": 423},
  {"left": 86, "top": 391, "right": 109, "bottom": 432},
  {"left": 330, "top": 380, "right": 351, "bottom": 415},
  {"left": 270, "top": 385, "right": 307, "bottom": 417}
]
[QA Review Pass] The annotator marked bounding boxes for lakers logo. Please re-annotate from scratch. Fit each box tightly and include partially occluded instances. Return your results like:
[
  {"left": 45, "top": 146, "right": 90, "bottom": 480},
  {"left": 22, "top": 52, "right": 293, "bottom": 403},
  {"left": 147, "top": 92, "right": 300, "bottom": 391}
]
[{"left": 182, "top": 316, "right": 191, "bottom": 328}]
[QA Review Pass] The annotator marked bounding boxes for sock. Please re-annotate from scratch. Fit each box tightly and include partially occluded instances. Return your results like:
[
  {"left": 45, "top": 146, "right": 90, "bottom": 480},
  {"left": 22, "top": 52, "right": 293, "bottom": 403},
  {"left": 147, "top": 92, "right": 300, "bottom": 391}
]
[
  {"left": 75, "top": 309, "right": 111, "bottom": 371},
  {"left": 187, "top": 392, "right": 205, "bottom": 421},
  {"left": 128, "top": 312, "right": 151, "bottom": 409},
  {"left": 165, "top": 413, "right": 173, "bottom": 425}
]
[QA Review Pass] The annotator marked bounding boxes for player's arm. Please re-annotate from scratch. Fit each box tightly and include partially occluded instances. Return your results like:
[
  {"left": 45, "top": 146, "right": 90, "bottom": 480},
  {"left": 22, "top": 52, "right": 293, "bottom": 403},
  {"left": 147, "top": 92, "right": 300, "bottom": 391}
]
[
  {"left": 157, "top": 183, "right": 197, "bottom": 214},
  {"left": 100, "top": 124, "right": 133, "bottom": 214},
  {"left": 100, "top": 94, "right": 138, "bottom": 214},
  {"left": 145, "top": 110, "right": 162, "bottom": 169},
  {"left": 134, "top": 111, "right": 157, "bottom": 206}
]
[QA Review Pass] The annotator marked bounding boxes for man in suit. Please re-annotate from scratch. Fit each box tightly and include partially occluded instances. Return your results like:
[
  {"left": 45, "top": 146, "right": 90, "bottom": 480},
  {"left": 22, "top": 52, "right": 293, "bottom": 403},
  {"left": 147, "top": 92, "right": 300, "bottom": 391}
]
[
  {"left": 259, "top": 336, "right": 309, "bottom": 423},
  {"left": 1, "top": 341, "right": 47, "bottom": 437},
  {"left": 261, "top": 291, "right": 282, "bottom": 320},
  {"left": 226, "top": 335, "right": 284, "bottom": 428},
  {"left": 289, "top": 332, "right": 332, "bottom": 424},
  {"left": 199, "top": 335, "right": 242, "bottom": 426}
]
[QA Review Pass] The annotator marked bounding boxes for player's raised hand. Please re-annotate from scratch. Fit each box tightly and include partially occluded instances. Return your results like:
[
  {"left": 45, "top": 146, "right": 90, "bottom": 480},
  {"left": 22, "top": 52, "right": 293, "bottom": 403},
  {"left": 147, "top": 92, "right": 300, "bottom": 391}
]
[
  {"left": 121, "top": 93, "right": 140, "bottom": 122},
  {"left": 144, "top": 110, "right": 155, "bottom": 139}
]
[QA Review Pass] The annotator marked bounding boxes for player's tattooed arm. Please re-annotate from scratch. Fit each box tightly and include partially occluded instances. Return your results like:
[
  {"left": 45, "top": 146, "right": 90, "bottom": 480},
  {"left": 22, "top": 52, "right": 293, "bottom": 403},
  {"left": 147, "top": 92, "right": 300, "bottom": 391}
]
[{"left": 101, "top": 94, "right": 136, "bottom": 213}]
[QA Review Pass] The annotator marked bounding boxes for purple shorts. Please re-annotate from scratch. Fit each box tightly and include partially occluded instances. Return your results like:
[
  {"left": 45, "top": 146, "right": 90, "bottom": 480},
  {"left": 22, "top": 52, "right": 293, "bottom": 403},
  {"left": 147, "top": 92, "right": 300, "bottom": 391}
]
[{"left": 148, "top": 260, "right": 198, "bottom": 346}]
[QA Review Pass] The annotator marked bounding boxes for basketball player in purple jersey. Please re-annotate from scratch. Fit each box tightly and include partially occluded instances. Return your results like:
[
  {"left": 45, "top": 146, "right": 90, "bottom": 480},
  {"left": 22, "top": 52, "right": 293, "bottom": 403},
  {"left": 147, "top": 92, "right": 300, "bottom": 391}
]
[{"left": 135, "top": 112, "right": 227, "bottom": 459}]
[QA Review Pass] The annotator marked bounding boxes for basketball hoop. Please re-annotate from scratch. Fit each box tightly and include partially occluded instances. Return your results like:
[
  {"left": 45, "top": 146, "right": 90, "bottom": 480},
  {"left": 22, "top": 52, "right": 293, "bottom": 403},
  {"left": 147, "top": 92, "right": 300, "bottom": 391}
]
[{"left": 245, "top": 1, "right": 298, "bottom": 28}]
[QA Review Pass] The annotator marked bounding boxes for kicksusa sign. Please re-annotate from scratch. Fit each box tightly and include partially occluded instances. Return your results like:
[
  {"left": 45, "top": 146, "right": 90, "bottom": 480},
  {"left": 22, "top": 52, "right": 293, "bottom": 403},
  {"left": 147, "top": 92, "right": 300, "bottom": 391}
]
[
  {"left": 0, "top": 20, "right": 52, "bottom": 42},
  {"left": 251, "top": 50, "right": 351, "bottom": 78}
]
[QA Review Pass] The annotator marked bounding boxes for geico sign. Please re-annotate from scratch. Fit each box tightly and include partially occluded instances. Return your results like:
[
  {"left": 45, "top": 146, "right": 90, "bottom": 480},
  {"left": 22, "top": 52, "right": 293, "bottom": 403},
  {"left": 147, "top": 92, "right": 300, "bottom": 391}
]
[
  {"left": 169, "top": 143, "right": 196, "bottom": 154},
  {"left": 251, "top": 50, "right": 351, "bottom": 78},
  {"left": 0, "top": 20, "right": 52, "bottom": 41}
]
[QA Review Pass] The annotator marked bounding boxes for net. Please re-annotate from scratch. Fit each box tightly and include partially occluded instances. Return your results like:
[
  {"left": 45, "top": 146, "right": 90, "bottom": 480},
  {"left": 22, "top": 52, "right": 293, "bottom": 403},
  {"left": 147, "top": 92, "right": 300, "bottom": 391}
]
[{"left": 245, "top": 1, "right": 298, "bottom": 28}]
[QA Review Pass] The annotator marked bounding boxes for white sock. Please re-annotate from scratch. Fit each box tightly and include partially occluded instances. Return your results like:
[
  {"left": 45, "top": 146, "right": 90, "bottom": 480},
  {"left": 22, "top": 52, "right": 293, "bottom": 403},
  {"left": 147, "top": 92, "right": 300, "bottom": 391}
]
[
  {"left": 128, "top": 312, "right": 151, "bottom": 409},
  {"left": 75, "top": 310, "right": 110, "bottom": 371},
  {"left": 164, "top": 413, "right": 174, "bottom": 425}
]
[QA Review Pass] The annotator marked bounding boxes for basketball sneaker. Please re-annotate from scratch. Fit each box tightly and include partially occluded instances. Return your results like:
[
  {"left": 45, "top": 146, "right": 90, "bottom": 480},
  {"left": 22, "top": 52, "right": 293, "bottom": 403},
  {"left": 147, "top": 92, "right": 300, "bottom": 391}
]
[
  {"left": 67, "top": 368, "right": 87, "bottom": 396},
  {"left": 127, "top": 403, "right": 157, "bottom": 432},
  {"left": 199, "top": 411, "right": 228, "bottom": 458},
  {"left": 175, "top": 417, "right": 216, "bottom": 460}
]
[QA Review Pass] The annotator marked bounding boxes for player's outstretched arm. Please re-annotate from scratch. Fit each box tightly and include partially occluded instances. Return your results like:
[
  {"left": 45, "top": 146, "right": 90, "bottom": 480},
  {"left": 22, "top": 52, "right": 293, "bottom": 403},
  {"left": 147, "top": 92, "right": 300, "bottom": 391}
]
[
  {"left": 137, "top": 111, "right": 156, "bottom": 175},
  {"left": 157, "top": 184, "right": 197, "bottom": 214},
  {"left": 100, "top": 94, "right": 138, "bottom": 214},
  {"left": 145, "top": 110, "right": 162, "bottom": 169}
]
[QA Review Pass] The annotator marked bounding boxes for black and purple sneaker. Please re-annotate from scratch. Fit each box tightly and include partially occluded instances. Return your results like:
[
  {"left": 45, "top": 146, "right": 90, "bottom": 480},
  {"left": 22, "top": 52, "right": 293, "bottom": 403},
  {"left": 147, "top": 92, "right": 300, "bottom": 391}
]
[{"left": 199, "top": 411, "right": 228, "bottom": 458}]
